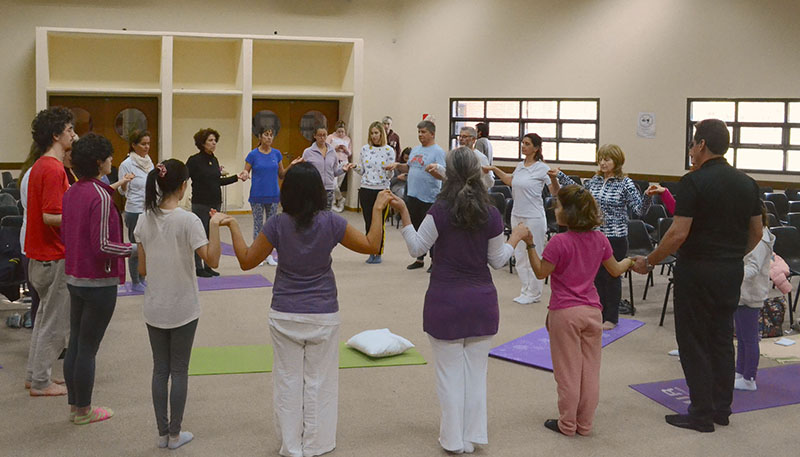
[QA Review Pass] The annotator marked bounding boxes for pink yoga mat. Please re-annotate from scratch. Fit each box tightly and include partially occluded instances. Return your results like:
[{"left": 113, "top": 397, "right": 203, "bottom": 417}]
[
  {"left": 489, "top": 318, "right": 645, "bottom": 371},
  {"left": 117, "top": 274, "right": 272, "bottom": 297},
  {"left": 630, "top": 364, "right": 800, "bottom": 414}
]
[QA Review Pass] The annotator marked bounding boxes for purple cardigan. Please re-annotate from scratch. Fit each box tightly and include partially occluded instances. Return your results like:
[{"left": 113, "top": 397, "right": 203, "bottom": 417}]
[{"left": 62, "top": 178, "right": 132, "bottom": 284}]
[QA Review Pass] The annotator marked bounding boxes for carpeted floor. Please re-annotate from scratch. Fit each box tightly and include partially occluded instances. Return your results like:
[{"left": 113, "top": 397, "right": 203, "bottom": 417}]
[{"left": 0, "top": 211, "right": 796, "bottom": 456}]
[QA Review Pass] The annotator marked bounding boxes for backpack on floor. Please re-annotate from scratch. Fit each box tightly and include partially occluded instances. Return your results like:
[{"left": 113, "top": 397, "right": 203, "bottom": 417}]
[{"left": 759, "top": 296, "right": 786, "bottom": 338}]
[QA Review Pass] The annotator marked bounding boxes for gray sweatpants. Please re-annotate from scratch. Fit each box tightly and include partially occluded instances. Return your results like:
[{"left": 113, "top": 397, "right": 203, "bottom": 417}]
[{"left": 26, "top": 258, "right": 70, "bottom": 390}]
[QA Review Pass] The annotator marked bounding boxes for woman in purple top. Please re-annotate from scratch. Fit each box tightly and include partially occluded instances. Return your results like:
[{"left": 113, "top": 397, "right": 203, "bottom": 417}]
[
  {"left": 223, "top": 163, "right": 390, "bottom": 457},
  {"left": 388, "top": 147, "right": 530, "bottom": 454},
  {"left": 302, "top": 127, "right": 355, "bottom": 211}
]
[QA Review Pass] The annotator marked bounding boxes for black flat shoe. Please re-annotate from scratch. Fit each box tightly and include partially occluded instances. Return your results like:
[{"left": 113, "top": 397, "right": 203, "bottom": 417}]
[
  {"left": 196, "top": 269, "right": 213, "bottom": 278},
  {"left": 712, "top": 414, "right": 730, "bottom": 426},
  {"left": 205, "top": 267, "right": 220, "bottom": 277},
  {"left": 406, "top": 261, "right": 424, "bottom": 270},
  {"left": 665, "top": 414, "right": 714, "bottom": 433},
  {"left": 544, "top": 419, "right": 566, "bottom": 435}
]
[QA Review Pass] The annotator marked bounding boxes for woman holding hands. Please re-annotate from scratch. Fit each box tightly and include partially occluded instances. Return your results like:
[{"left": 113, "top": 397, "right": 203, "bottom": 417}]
[{"left": 303, "top": 127, "right": 355, "bottom": 211}]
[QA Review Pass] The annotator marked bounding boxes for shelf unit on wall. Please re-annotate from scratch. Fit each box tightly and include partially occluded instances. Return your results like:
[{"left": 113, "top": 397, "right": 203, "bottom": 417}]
[{"left": 36, "top": 27, "right": 363, "bottom": 210}]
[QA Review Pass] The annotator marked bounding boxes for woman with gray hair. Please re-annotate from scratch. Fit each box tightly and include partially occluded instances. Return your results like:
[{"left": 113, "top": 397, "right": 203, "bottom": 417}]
[{"left": 388, "top": 147, "right": 530, "bottom": 454}]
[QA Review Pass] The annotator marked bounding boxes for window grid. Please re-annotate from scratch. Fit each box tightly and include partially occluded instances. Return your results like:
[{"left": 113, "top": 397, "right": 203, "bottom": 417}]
[
  {"left": 450, "top": 98, "right": 600, "bottom": 164},
  {"left": 686, "top": 98, "right": 800, "bottom": 174}
]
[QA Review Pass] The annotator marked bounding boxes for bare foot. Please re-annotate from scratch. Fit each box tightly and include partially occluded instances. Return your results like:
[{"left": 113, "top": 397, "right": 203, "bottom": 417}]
[
  {"left": 52, "top": 377, "right": 65, "bottom": 385},
  {"left": 30, "top": 383, "right": 67, "bottom": 397},
  {"left": 24, "top": 381, "right": 31, "bottom": 389}
]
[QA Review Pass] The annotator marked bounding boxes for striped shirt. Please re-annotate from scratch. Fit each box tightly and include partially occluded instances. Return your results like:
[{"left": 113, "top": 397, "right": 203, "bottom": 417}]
[{"left": 557, "top": 171, "right": 651, "bottom": 238}]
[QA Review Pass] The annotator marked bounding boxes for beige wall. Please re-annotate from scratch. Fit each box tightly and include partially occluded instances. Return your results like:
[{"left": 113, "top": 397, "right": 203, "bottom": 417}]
[{"left": 3, "top": 0, "right": 800, "bottom": 182}]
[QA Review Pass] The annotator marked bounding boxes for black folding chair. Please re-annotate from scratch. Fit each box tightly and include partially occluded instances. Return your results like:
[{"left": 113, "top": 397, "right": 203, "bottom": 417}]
[
  {"left": 659, "top": 181, "right": 681, "bottom": 198},
  {"left": 1, "top": 171, "right": 13, "bottom": 189},
  {"left": 489, "top": 185, "right": 511, "bottom": 199},
  {"left": 765, "top": 193, "right": 789, "bottom": 221},
  {"left": 767, "top": 213, "right": 781, "bottom": 228},
  {"left": 764, "top": 200, "right": 778, "bottom": 220},
  {"left": 0, "top": 205, "right": 20, "bottom": 221},
  {"left": 627, "top": 220, "right": 676, "bottom": 315},
  {"left": 0, "top": 215, "right": 26, "bottom": 301},
  {"left": 771, "top": 226, "right": 800, "bottom": 324},
  {"left": 786, "top": 188, "right": 800, "bottom": 202},
  {"left": 632, "top": 180, "right": 649, "bottom": 195},
  {"left": 0, "top": 187, "right": 20, "bottom": 201},
  {"left": 642, "top": 204, "right": 667, "bottom": 242},
  {"left": 503, "top": 198, "right": 515, "bottom": 273},
  {"left": 786, "top": 213, "right": 800, "bottom": 232},
  {"left": 788, "top": 201, "right": 800, "bottom": 213}
]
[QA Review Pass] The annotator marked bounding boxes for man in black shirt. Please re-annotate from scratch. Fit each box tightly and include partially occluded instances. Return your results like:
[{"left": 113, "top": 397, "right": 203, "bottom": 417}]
[{"left": 633, "top": 119, "right": 762, "bottom": 432}]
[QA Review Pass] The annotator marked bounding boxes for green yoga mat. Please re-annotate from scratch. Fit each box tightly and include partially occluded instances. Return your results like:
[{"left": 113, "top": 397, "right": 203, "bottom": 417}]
[{"left": 188, "top": 343, "right": 426, "bottom": 376}]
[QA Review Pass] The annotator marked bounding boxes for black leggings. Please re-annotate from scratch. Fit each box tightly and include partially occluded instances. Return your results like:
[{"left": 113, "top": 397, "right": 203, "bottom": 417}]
[
  {"left": 595, "top": 236, "right": 628, "bottom": 324},
  {"left": 191, "top": 203, "right": 217, "bottom": 270},
  {"left": 358, "top": 188, "right": 387, "bottom": 254},
  {"left": 63, "top": 285, "right": 117, "bottom": 408},
  {"left": 147, "top": 319, "right": 198, "bottom": 436}
]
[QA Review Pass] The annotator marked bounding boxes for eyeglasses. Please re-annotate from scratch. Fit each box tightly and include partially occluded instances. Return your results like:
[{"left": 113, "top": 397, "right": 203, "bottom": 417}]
[
  {"left": 458, "top": 134, "right": 475, "bottom": 139},
  {"left": 688, "top": 140, "right": 696, "bottom": 149}
]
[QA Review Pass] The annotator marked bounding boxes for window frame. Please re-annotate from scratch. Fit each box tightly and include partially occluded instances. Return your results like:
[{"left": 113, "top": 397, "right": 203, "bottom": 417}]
[
  {"left": 686, "top": 98, "right": 800, "bottom": 175},
  {"left": 449, "top": 97, "right": 601, "bottom": 164}
]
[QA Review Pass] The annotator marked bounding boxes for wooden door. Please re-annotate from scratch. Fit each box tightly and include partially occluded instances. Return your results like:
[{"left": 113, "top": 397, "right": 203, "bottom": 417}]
[
  {"left": 49, "top": 95, "right": 159, "bottom": 167},
  {"left": 252, "top": 99, "right": 339, "bottom": 167}
]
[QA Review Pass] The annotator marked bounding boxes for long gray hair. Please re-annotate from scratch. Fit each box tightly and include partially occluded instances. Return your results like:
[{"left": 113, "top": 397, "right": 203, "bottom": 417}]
[{"left": 437, "top": 146, "right": 490, "bottom": 230}]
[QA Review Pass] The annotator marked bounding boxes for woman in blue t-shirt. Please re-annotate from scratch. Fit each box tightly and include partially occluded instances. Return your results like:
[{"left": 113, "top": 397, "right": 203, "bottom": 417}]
[{"left": 240, "top": 127, "right": 302, "bottom": 265}]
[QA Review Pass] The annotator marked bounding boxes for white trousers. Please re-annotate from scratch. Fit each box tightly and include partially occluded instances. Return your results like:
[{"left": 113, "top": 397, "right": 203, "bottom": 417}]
[
  {"left": 510, "top": 215, "right": 547, "bottom": 301},
  {"left": 269, "top": 318, "right": 339, "bottom": 457},
  {"left": 428, "top": 334, "right": 493, "bottom": 451}
]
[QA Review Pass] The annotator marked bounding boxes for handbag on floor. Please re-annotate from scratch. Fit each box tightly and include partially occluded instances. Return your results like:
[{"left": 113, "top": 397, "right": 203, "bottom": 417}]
[{"left": 759, "top": 296, "right": 786, "bottom": 338}]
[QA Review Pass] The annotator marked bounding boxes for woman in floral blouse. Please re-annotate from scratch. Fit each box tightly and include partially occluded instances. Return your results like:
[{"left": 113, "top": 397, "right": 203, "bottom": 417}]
[
  {"left": 355, "top": 121, "right": 395, "bottom": 264},
  {"left": 548, "top": 144, "right": 651, "bottom": 330}
]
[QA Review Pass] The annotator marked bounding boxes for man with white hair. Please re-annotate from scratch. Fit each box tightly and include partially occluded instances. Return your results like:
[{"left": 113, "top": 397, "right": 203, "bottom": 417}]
[
  {"left": 382, "top": 116, "right": 401, "bottom": 161},
  {"left": 458, "top": 126, "right": 494, "bottom": 190}
]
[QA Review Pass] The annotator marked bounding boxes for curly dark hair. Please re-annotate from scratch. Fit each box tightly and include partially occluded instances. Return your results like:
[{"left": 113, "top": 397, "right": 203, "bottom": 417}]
[
  {"left": 193, "top": 128, "right": 220, "bottom": 153},
  {"left": 31, "top": 107, "right": 74, "bottom": 152},
  {"left": 71, "top": 133, "right": 113, "bottom": 179}
]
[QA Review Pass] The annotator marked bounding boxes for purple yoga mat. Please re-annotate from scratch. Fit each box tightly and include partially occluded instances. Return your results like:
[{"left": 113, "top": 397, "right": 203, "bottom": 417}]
[
  {"left": 489, "top": 318, "right": 645, "bottom": 371},
  {"left": 221, "top": 242, "right": 235, "bottom": 256},
  {"left": 117, "top": 274, "right": 272, "bottom": 297},
  {"left": 630, "top": 364, "right": 800, "bottom": 414}
]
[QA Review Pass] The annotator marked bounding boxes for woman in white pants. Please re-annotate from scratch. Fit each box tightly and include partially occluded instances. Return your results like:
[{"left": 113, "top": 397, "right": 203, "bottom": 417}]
[
  {"left": 390, "top": 147, "right": 530, "bottom": 454},
  {"left": 485, "top": 133, "right": 552, "bottom": 304},
  {"left": 224, "top": 163, "right": 389, "bottom": 457}
]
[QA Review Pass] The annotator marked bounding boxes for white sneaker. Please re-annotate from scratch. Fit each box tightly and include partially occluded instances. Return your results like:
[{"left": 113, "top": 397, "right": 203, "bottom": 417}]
[
  {"left": 734, "top": 377, "right": 757, "bottom": 391},
  {"left": 332, "top": 200, "right": 344, "bottom": 212},
  {"left": 735, "top": 372, "right": 743, "bottom": 380},
  {"left": 266, "top": 256, "right": 278, "bottom": 266},
  {"left": 513, "top": 295, "right": 536, "bottom": 305}
]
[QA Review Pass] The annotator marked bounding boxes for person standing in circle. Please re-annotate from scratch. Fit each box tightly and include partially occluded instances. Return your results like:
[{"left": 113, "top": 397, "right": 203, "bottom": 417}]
[
  {"left": 485, "top": 133, "right": 552, "bottom": 305},
  {"left": 239, "top": 127, "right": 302, "bottom": 266},
  {"left": 118, "top": 130, "right": 152, "bottom": 292},
  {"left": 354, "top": 121, "right": 395, "bottom": 264},
  {"left": 303, "top": 127, "right": 355, "bottom": 211},
  {"left": 186, "top": 128, "right": 243, "bottom": 277}
]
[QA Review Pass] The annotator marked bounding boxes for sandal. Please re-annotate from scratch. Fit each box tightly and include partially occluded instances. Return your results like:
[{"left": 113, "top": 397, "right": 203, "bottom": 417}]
[{"left": 74, "top": 406, "right": 114, "bottom": 425}]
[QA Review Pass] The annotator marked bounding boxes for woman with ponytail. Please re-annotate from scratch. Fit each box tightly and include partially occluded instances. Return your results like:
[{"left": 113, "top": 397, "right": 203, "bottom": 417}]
[
  {"left": 484, "top": 132, "right": 552, "bottom": 305},
  {"left": 388, "top": 146, "right": 531, "bottom": 454},
  {"left": 134, "top": 158, "right": 227, "bottom": 450}
]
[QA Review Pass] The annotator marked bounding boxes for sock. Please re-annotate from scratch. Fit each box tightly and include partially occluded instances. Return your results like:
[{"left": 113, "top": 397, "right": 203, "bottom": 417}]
[{"left": 168, "top": 431, "right": 194, "bottom": 449}]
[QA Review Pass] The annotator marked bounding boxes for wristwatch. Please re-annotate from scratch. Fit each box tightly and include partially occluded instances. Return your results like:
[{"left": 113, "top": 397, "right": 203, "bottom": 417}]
[
  {"left": 645, "top": 256, "right": 655, "bottom": 272},
  {"left": 526, "top": 243, "right": 535, "bottom": 250}
]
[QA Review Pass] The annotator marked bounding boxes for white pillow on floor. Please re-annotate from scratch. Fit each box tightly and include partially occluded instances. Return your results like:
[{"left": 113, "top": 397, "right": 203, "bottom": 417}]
[{"left": 346, "top": 329, "right": 415, "bottom": 358}]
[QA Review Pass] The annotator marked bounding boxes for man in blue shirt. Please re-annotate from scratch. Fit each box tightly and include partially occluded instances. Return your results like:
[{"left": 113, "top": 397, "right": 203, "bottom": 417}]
[{"left": 385, "top": 120, "right": 445, "bottom": 271}]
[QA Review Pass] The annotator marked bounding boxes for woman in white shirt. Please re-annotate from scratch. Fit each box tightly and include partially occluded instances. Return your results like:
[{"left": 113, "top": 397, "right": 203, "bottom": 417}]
[
  {"left": 484, "top": 133, "right": 553, "bottom": 305},
  {"left": 117, "top": 130, "right": 153, "bottom": 292},
  {"left": 354, "top": 121, "right": 395, "bottom": 264}
]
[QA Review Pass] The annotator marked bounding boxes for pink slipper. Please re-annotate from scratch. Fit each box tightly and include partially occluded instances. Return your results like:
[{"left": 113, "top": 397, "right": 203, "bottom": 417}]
[{"left": 74, "top": 406, "right": 114, "bottom": 425}]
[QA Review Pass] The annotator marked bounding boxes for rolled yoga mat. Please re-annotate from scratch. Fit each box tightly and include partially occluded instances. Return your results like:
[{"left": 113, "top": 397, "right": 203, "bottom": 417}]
[
  {"left": 489, "top": 318, "right": 645, "bottom": 371},
  {"left": 188, "top": 343, "right": 427, "bottom": 376},
  {"left": 118, "top": 274, "right": 273, "bottom": 297},
  {"left": 629, "top": 363, "right": 800, "bottom": 414}
]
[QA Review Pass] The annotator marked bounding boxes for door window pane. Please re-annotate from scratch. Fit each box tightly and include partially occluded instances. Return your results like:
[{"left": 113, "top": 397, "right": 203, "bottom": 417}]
[
  {"left": 737, "top": 148, "right": 783, "bottom": 171},
  {"left": 525, "top": 122, "right": 557, "bottom": 139},
  {"left": 253, "top": 110, "right": 281, "bottom": 137},
  {"left": 452, "top": 101, "right": 483, "bottom": 118},
  {"left": 690, "top": 101, "right": 735, "bottom": 121},
  {"left": 486, "top": 101, "right": 519, "bottom": 119},
  {"left": 559, "top": 143, "right": 596, "bottom": 162},
  {"left": 738, "top": 102, "right": 784, "bottom": 122},
  {"left": 453, "top": 121, "right": 478, "bottom": 134},
  {"left": 561, "top": 123, "right": 596, "bottom": 139},
  {"left": 560, "top": 101, "right": 597, "bottom": 120},
  {"left": 70, "top": 108, "right": 93, "bottom": 138},
  {"left": 724, "top": 148, "right": 735, "bottom": 166},
  {"left": 523, "top": 101, "right": 557, "bottom": 119},
  {"left": 739, "top": 127, "right": 783, "bottom": 145},
  {"left": 299, "top": 110, "right": 327, "bottom": 142},
  {"left": 114, "top": 108, "right": 147, "bottom": 140},
  {"left": 490, "top": 122, "right": 520, "bottom": 137},
  {"left": 491, "top": 140, "right": 520, "bottom": 159}
]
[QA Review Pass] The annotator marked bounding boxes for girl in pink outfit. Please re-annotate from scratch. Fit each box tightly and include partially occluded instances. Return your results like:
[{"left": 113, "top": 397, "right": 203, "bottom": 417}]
[{"left": 522, "top": 185, "right": 633, "bottom": 436}]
